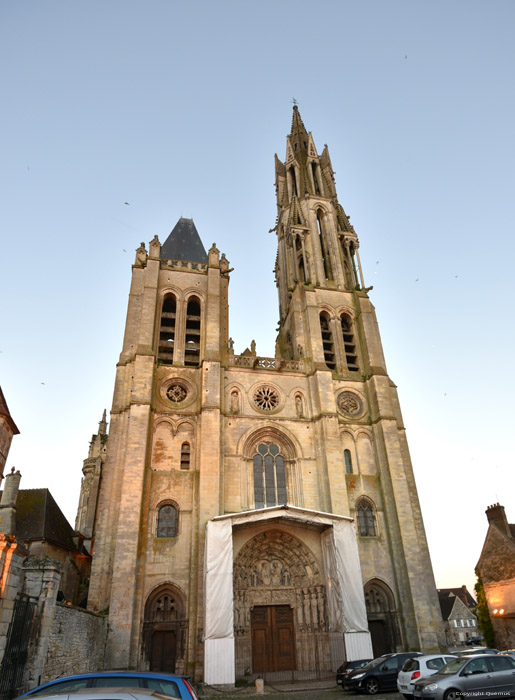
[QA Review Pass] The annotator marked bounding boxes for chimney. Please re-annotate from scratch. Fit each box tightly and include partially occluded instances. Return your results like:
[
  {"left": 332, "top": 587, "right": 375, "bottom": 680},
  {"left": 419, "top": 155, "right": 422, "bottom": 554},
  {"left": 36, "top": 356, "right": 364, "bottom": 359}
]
[
  {"left": 0, "top": 468, "right": 21, "bottom": 534},
  {"left": 486, "top": 503, "right": 511, "bottom": 537}
]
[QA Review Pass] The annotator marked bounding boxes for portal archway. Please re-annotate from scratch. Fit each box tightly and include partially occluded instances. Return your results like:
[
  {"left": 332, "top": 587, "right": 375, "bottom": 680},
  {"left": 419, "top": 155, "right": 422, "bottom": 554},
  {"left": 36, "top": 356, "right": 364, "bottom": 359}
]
[
  {"left": 143, "top": 584, "right": 187, "bottom": 673},
  {"left": 364, "top": 579, "right": 401, "bottom": 656},
  {"left": 233, "top": 529, "right": 329, "bottom": 677}
]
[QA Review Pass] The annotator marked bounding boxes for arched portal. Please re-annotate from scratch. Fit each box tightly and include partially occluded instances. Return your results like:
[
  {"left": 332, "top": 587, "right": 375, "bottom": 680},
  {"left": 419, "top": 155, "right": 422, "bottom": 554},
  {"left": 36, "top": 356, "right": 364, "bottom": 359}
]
[
  {"left": 364, "top": 579, "right": 401, "bottom": 657},
  {"left": 233, "top": 529, "right": 329, "bottom": 678},
  {"left": 143, "top": 584, "right": 187, "bottom": 673}
]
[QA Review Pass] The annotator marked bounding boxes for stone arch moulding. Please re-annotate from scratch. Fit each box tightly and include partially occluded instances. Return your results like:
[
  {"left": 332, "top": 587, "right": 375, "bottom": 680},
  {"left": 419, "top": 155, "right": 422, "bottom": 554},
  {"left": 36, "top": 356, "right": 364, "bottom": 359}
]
[
  {"left": 363, "top": 578, "right": 402, "bottom": 656},
  {"left": 335, "top": 304, "right": 356, "bottom": 320},
  {"left": 142, "top": 582, "right": 188, "bottom": 673},
  {"left": 203, "top": 508, "right": 373, "bottom": 685},
  {"left": 238, "top": 422, "right": 303, "bottom": 461},
  {"left": 159, "top": 287, "right": 184, "bottom": 305}
]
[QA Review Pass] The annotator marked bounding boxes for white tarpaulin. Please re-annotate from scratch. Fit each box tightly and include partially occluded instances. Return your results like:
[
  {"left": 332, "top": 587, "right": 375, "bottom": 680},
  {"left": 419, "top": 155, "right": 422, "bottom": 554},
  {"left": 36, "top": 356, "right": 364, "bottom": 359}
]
[
  {"left": 204, "top": 518, "right": 234, "bottom": 639},
  {"left": 203, "top": 506, "right": 372, "bottom": 681}
]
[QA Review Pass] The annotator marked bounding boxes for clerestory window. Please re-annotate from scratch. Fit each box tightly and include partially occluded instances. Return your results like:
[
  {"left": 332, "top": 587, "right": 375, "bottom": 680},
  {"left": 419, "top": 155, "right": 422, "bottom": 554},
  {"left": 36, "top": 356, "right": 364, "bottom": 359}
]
[{"left": 253, "top": 443, "right": 287, "bottom": 509}]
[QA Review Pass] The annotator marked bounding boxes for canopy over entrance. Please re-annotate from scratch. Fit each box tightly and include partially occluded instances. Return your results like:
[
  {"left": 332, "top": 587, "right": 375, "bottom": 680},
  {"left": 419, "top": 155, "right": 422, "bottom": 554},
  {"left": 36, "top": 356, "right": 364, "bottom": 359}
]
[{"left": 203, "top": 505, "right": 372, "bottom": 684}]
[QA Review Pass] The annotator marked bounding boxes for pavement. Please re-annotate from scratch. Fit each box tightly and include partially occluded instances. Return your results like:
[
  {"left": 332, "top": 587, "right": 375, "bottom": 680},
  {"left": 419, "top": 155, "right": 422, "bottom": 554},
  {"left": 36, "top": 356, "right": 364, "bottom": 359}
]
[{"left": 200, "top": 682, "right": 404, "bottom": 700}]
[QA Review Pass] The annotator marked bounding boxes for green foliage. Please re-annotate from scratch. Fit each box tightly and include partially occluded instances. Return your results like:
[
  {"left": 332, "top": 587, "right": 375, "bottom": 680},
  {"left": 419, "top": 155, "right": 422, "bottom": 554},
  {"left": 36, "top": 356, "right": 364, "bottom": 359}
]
[{"left": 474, "top": 575, "right": 495, "bottom": 647}]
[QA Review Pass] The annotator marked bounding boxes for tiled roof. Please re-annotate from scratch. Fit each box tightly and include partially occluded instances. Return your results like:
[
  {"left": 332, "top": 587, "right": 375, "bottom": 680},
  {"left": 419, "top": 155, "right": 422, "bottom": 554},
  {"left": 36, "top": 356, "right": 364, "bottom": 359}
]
[
  {"left": 161, "top": 218, "right": 208, "bottom": 264},
  {"left": 14, "top": 489, "right": 76, "bottom": 551}
]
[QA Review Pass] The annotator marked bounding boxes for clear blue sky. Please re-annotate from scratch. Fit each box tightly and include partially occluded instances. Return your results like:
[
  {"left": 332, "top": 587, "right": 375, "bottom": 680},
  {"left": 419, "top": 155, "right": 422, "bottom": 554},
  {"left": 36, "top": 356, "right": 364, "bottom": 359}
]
[{"left": 2, "top": 0, "right": 514, "bottom": 599}]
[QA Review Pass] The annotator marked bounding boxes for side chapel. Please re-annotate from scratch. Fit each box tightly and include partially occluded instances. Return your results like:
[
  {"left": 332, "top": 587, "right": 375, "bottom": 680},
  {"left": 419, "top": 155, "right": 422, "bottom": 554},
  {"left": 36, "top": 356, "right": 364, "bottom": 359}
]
[{"left": 78, "top": 108, "right": 444, "bottom": 683}]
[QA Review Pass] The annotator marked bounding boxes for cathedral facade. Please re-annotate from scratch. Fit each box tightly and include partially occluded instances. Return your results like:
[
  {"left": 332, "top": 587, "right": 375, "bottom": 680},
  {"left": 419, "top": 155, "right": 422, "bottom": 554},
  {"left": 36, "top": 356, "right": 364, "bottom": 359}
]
[{"left": 78, "top": 108, "right": 444, "bottom": 683}]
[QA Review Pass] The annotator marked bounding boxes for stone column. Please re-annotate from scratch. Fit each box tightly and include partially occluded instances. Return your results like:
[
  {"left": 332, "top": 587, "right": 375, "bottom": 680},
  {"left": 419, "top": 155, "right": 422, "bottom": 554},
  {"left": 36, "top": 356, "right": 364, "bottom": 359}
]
[
  {"left": 21, "top": 557, "right": 62, "bottom": 691},
  {"left": 0, "top": 535, "right": 28, "bottom": 665}
]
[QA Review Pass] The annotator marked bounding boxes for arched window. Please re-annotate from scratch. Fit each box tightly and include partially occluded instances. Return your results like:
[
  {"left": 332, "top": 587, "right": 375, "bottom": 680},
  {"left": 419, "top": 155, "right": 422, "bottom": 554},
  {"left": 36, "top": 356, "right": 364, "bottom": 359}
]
[
  {"left": 316, "top": 211, "right": 332, "bottom": 280},
  {"left": 157, "top": 503, "right": 178, "bottom": 537},
  {"left": 344, "top": 449, "right": 353, "bottom": 474},
  {"left": 295, "top": 237, "right": 306, "bottom": 283},
  {"left": 184, "top": 296, "right": 201, "bottom": 367},
  {"left": 158, "top": 294, "right": 176, "bottom": 365},
  {"left": 356, "top": 499, "right": 376, "bottom": 537},
  {"left": 319, "top": 313, "right": 336, "bottom": 370},
  {"left": 180, "top": 442, "right": 190, "bottom": 470},
  {"left": 311, "top": 161, "right": 321, "bottom": 195},
  {"left": 253, "top": 443, "right": 287, "bottom": 509},
  {"left": 289, "top": 167, "right": 298, "bottom": 198},
  {"left": 341, "top": 314, "right": 359, "bottom": 372}
]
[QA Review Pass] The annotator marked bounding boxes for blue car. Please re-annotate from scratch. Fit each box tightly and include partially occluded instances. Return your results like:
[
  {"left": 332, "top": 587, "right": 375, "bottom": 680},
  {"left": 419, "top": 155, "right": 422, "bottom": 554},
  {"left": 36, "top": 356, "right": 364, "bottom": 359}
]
[{"left": 18, "top": 672, "right": 197, "bottom": 700}]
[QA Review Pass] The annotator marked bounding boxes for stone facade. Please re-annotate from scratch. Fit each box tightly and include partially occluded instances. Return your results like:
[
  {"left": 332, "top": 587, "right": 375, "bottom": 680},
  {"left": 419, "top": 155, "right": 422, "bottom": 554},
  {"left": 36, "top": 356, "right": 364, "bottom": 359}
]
[
  {"left": 82, "top": 108, "right": 445, "bottom": 682},
  {"left": 476, "top": 503, "right": 515, "bottom": 649}
]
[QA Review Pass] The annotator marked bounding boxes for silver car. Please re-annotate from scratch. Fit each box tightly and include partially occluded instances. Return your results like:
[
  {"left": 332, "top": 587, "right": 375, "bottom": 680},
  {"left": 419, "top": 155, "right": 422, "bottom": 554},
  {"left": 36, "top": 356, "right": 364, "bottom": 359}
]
[
  {"left": 413, "top": 653, "right": 515, "bottom": 700},
  {"left": 397, "top": 654, "right": 456, "bottom": 698}
]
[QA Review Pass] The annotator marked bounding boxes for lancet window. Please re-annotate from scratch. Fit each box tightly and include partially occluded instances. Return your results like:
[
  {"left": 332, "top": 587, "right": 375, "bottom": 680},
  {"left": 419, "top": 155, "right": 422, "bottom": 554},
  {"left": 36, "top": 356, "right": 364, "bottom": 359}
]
[
  {"left": 319, "top": 313, "right": 336, "bottom": 370},
  {"left": 340, "top": 314, "right": 359, "bottom": 372},
  {"left": 180, "top": 442, "right": 190, "bottom": 470},
  {"left": 356, "top": 498, "right": 376, "bottom": 537},
  {"left": 253, "top": 442, "right": 287, "bottom": 509},
  {"left": 316, "top": 210, "right": 332, "bottom": 280},
  {"left": 157, "top": 503, "right": 179, "bottom": 538},
  {"left": 158, "top": 294, "right": 176, "bottom": 365},
  {"left": 311, "top": 161, "right": 321, "bottom": 195},
  {"left": 288, "top": 167, "right": 298, "bottom": 198},
  {"left": 184, "top": 296, "right": 201, "bottom": 367},
  {"left": 344, "top": 449, "right": 353, "bottom": 474}
]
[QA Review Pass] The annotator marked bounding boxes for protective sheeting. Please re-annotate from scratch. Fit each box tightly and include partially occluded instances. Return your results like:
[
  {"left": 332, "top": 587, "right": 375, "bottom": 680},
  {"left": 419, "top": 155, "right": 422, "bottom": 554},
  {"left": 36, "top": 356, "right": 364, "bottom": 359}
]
[
  {"left": 204, "top": 519, "right": 234, "bottom": 639},
  {"left": 204, "top": 638, "right": 235, "bottom": 685},
  {"left": 333, "top": 520, "right": 369, "bottom": 632},
  {"left": 345, "top": 631, "right": 374, "bottom": 661},
  {"left": 203, "top": 506, "right": 372, "bottom": 683}
]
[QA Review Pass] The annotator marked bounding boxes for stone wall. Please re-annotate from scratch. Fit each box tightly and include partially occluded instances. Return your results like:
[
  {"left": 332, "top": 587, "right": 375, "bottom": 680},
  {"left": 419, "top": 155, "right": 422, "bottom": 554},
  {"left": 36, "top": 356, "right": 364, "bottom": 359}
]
[{"left": 41, "top": 604, "right": 107, "bottom": 684}]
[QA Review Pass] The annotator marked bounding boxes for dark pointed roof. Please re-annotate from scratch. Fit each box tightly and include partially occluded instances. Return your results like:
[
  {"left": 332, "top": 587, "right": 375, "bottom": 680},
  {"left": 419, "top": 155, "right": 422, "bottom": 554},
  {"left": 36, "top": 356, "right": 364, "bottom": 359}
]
[
  {"left": 0, "top": 386, "right": 20, "bottom": 434},
  {"left": 14, "top": 489, "right": 77, "bottom": 551},
  {"left": 161, "top": 217, "right": 208, "bottom": 264},
  {"left": 289, "top": 106, "right": 310, "bottom": 161}
]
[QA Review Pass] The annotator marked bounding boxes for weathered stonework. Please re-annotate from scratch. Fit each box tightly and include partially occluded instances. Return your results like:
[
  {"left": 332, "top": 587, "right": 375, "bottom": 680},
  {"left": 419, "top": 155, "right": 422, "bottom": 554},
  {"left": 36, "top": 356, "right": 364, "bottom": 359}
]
[{"left": 83, "top": 109, "right": 445, "bottom": 681}]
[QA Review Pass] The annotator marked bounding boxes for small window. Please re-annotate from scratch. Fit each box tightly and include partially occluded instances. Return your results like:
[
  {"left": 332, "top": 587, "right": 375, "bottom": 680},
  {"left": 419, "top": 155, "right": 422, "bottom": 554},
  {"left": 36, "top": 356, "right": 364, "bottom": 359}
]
[
  {"left": 180, "top": 442, "right": 191, "bottom": 470},
  {"left": 320, "top": 313, "right": 335, "bottom": 370},
  {"left": 157, "top": 504, "right": 178, "bottom": 537},
  {"left": 357, "top": 500, "right": 376, "bottom": 537},
  {"left": 340, "top": 314, "right": 359, "bottom": 372},
  {"left": 344, "top": 449, "right": 353, "bottom": 474}
]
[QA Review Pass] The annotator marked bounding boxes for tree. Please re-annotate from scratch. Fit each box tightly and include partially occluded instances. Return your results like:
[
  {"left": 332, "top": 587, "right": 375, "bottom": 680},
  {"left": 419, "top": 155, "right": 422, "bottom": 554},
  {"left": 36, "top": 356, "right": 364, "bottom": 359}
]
[{"left": 474, "top": 574, "right": 495, "bottom": 647}]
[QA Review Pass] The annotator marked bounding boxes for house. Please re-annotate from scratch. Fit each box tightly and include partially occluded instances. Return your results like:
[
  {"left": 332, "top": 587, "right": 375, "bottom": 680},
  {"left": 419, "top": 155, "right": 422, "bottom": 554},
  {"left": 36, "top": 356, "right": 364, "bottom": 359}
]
[
  {"left": 476, "top": 503, "right": 515, "bottom": 649},
  {"left": 438, "top": 589, "right": 478, "bottom": 646}
]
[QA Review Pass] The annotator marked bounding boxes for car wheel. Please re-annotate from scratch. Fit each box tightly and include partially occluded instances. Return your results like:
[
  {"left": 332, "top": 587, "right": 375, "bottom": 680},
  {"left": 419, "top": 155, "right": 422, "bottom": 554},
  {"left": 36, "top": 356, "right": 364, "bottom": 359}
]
[
  {"left": 443, "top": 689, "right": 461, "bottom": 700},
  {"left": 364, "top": 678, "right": 380, "bottom": 695}
]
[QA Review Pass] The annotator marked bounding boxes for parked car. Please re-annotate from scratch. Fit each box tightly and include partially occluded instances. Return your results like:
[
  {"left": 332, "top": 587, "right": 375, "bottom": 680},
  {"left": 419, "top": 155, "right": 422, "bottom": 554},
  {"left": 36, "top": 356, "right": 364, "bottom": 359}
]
[
  {"left": 18, "top": 692, "right": 174, "bottom": 700},
  {"left": 465, "top": 636, "right": 483, "bottom": 646},
  {"left": 500, "top": 650, "right": 515, "bottom": 660},
  {"left": 413, "top": 653, "right": 515, "bottom": 700},
  {"left": 455, "top": 647, "right": 499, "bottom": 656},
  {"left": 344, "top": 652, "right": 423, "bottom": 694},
  {"left": 18, "top": 673, "right": 197, "bottom": 700},
  {"left": 397, "top": 655, "right": 456, "bottom": 699},
  {"left": 337, "top": 659, "right": 373, "bottom": 686}
]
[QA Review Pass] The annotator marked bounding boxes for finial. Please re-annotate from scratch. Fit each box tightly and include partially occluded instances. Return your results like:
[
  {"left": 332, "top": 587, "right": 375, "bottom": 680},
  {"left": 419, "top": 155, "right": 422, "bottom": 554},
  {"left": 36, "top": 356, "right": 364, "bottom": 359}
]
[{"left": 292, "top": 97, "right": 298, "bottom": 106}]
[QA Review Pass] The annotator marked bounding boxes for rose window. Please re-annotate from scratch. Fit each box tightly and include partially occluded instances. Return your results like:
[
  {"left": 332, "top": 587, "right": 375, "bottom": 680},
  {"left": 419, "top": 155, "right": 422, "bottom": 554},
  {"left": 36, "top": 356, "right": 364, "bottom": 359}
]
[
  {"left": 337, "top": 391, "right": 363, "bottom": 416},
  {"left": 253, "top": 385, "right": 280, "bottom": 411},
  {"left": 166, "top": 384, "right": 188, "bottom": 403}
]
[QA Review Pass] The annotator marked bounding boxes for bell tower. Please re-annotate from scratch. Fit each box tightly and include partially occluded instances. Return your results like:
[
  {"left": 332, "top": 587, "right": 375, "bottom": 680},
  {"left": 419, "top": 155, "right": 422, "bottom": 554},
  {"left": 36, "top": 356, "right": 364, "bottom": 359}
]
[{"left": 274, "top": 106, "right": 367, "bottom": 374}]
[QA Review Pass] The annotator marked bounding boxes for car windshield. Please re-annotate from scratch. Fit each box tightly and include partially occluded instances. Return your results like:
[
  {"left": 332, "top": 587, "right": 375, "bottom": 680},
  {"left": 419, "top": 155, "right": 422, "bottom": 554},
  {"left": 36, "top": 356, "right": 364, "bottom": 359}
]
[
  {"left": 360, "top": 656, "right": 390, "bottom": 670},
  {"left": 438, "top": 658, "right": 470, "bottom": 675}
]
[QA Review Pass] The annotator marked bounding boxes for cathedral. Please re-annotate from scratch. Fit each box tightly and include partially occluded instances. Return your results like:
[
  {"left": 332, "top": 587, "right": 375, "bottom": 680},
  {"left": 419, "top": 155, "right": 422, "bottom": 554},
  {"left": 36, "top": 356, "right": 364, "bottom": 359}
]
[{"left": 77, "top": 107, "right": 445, "bottom": 683}]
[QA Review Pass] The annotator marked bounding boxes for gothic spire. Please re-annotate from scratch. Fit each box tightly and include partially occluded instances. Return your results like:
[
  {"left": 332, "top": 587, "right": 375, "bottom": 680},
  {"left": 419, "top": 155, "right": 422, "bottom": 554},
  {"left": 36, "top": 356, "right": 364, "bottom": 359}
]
[{"left": 289, "top": 105, "right": 310, "bottom": 161}]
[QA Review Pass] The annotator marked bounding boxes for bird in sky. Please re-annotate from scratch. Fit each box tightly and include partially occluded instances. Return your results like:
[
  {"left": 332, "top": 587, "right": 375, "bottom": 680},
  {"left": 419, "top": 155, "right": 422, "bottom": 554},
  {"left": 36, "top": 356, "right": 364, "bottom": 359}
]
[{"left": 124, "top": 201, "right": 130, "bottom": 206}]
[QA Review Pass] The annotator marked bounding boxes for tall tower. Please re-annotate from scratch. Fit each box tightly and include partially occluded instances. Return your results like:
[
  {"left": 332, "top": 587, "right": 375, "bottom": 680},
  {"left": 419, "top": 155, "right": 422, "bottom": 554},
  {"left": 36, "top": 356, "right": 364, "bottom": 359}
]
[{"left": 84, "top": 110, "right": 444, "bottom": 683}]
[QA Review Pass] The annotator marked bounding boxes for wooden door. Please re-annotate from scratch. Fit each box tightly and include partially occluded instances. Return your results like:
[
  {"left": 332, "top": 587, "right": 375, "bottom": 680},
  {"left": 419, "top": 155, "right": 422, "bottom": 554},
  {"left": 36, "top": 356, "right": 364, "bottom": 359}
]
[
  {"left": 150, "top": 630, "right": 176, "bottom": 672},
  {"left": 368, "top": 620, "right": 388, "bottom": 657},
  {"left": 251, "top": 605, "right": 295, "bottom": 672}
]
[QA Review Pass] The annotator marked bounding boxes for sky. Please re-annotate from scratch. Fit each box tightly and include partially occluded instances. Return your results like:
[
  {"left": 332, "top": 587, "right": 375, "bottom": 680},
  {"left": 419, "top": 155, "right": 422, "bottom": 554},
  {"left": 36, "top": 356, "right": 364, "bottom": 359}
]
[{"left": 1, "top": 0, "right": 514, "bottom": 601}]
